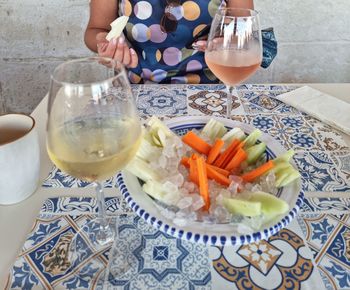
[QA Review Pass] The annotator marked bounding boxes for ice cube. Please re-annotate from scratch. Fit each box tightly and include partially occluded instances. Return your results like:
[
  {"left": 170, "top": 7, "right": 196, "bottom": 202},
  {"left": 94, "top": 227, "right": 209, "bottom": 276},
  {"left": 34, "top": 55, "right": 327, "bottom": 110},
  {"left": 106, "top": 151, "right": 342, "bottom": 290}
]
[
  {"left": 160, "top": 208, "right": 176, "bottom": 220},
  {"left": 243, "top": 215, "right": 264, "bottom": 230},
  {"left": 216, "top": 194, "right": 225, "bottom": 206},
  {"left": 228, "top": 182, "right": 239, "bottom": 196},
  {"left": 180, "top": 187, "right": 189, "bottom": 196},
  {"left": 167, "top": 157, "right": 180, "bottom": 173},
  {"left": 219, "top": 189, "right": 231, "bottom": 198},
  {"left": 173, "top": 217, "right": 187, "bottom": 227},
  {"left": 163, "top": 144, "right": 175, "bottom": 158},
  {"left": 230, "top": 214, "right": 244, "bottom": 224},
  {"left": 186, "top": 211, "right": 197, "bottom": 222},
  {"left": 167, "top": 173, "right": 184, "bottom": 187},
  {"left": 162, "top": 181, "right": 178, "bottom": 192},
  {"left": 158, "top": 155, "right": 167, "bottom": 169},
  {"left": 264, "top": 171, "right": 276, "bottom": 192},
  {"left": 229, "top": 175, "right": 244, "bottom": 191},
  {"left": 172, "top": 136, "right": 183, "bottom": 149},
  {"left": 244, "top": 183, "right": 253, "bottom": 191},
  {"left": 178, "top": 164, "right": 188, "bottom": 175},
  {"left": 177, "top": 196, "right": 193, "bottom": 210},
  {"left": 191, "top": 194, "right": 205, "bottom": 211},
  {"left": 212, "top": 205, "right": 231, "bottom": 223},
  {"left": 183, "top": 181, "right": 197, "bottom": 193},
  {"left": 237, "top": 222, "right": 254, "bottom": 234},
  {"left": 202, "top": 214, "right": 215, "bottom": 224},
  {"left": 162, "top": 185, "right": 181, "bottom": 205},
  {"left": 208, "top": 180, "right": 222, "bottom": 196},
  {"left": 251, "top": 184, "right": 262, "bottom": 192}
]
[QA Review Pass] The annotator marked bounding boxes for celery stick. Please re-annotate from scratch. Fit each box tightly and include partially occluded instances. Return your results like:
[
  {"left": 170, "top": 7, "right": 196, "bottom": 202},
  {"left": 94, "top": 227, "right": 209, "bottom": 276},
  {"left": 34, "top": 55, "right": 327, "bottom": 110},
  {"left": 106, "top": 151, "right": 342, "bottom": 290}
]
[
  {"left": 142, "top": 180, "right": 167, "bottom": 201},
  {"left": 126, "top": 157, "right": 160, "bottom": 182},
  {"left": 222, "top": 127, "right": 246, "bottom": 144},
  {"left": 136, "top": 138, "right": 160, "bottom": 162},
  {"left": 201, "top": 118, "right": 227, "bottom": 142},
  {"left": 147, "top": 115, "right": 175, "bottom": 138}
]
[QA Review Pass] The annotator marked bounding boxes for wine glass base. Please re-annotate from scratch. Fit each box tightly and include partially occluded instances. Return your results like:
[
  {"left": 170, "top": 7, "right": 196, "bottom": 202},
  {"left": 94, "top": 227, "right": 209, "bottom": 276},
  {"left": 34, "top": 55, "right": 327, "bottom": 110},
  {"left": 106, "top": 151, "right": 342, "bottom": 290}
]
[
  {"left": 69, "top": 216, "right": 115, "bottom": 262},
  {"left": 66, "top": 215, "right": 142, "bottom": 287}
]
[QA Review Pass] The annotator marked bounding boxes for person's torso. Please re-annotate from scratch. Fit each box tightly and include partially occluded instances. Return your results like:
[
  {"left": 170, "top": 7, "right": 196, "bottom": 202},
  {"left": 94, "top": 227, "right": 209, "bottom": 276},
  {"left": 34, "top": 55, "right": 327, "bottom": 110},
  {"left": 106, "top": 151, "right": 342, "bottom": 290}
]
[{"left": 118, "top": 0, "right": 222, "bottom": 83}]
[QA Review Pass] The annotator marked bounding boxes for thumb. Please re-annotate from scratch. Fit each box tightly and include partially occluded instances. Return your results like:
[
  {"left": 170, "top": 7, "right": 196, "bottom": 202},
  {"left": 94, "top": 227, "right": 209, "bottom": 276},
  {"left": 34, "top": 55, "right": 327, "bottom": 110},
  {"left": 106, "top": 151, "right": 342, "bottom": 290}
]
[{"left": 96, "top": 32, "right": 109, "bottom": 43}]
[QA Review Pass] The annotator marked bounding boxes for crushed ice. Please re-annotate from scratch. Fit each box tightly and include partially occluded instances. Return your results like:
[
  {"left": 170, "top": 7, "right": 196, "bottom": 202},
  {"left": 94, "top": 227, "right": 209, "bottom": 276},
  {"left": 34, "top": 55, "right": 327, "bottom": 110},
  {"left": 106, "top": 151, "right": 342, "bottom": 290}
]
[{"left": 146, "top": 129, "right": 280, "bottom": 232}]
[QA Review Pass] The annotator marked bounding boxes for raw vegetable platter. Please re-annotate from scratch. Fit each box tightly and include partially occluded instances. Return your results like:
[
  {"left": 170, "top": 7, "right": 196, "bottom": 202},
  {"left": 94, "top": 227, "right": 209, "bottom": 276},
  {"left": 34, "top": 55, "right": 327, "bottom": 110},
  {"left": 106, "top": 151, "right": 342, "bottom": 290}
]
[{"left": 117, "top": 115, "right": 304, "bottom": 246}]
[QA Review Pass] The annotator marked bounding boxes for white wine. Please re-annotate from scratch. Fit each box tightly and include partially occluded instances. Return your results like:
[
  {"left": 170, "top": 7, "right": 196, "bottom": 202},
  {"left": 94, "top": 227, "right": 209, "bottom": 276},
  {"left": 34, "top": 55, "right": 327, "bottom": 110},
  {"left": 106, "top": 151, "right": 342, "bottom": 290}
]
[{"left": 47, "top": 115, "right": 141, "bottom": 182}]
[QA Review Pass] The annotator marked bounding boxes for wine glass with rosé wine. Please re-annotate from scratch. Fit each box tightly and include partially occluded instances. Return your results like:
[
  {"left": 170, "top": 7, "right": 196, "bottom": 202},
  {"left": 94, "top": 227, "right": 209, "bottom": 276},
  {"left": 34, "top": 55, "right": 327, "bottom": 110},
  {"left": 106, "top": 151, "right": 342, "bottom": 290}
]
[
  {"left": 205, "top": 8, "right": 262, "bottom": 117},
  {"left": 46, "top": 56, "right": 142, "bottom": 272}
]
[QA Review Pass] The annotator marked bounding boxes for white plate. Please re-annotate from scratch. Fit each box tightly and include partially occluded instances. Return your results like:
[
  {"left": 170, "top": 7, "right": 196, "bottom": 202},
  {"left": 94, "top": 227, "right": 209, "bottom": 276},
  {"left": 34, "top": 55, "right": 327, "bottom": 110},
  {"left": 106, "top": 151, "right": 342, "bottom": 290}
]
[{"left": 117, "top": 116, "right": 304, "bottom": 246}]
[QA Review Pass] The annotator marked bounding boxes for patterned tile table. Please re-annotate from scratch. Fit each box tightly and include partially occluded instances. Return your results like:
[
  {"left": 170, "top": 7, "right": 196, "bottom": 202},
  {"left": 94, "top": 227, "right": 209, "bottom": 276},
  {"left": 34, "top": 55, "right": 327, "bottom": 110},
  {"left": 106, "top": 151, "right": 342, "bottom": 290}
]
[{"left": 6, "top": 85, "right": 350, "bottom": 289}]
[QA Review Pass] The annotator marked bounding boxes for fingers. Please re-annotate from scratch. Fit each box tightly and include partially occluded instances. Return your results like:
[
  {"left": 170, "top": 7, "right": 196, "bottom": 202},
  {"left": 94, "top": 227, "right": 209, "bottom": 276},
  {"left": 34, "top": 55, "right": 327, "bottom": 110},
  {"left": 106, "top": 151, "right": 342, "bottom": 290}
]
[
  {"left": 96, "top": 32, "right": 108, "bottom": 42},
  {"left": 122, "top": 45, "right": 131, "bottom": 66},
  {"left": 96, "top": 32, "right": 109, "bottom": 54},
  {"left": 97, "top": 34, "right": 138, "bottom": 69},
  {"left": 192, "top": 40, "right": 207, "bottom": 52},
  {"left": 114, "top": 37, "right": 139, "bottom": 68},
  {"left": 97, "top": 42, "right": 109, "bottom": 54},
  {"left": 129, "top": 48, "right": 138, "bottom": 68},
  {"left": 103, "top": 38, "right": 118, "bottom": 58},
  {"left": 113, "top": 37, "right": 125, "bottom": 63}
]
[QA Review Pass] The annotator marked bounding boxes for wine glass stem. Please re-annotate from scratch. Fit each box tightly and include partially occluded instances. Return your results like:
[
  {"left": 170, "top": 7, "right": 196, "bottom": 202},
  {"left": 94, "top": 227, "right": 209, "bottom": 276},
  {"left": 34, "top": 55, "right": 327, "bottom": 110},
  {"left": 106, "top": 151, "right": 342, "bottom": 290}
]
[
  {"left": 95, "top": 182, "right": 111, "bottom": 244},
  {"left": 226, "top": 85, "right": 235, "bottom": 118}
]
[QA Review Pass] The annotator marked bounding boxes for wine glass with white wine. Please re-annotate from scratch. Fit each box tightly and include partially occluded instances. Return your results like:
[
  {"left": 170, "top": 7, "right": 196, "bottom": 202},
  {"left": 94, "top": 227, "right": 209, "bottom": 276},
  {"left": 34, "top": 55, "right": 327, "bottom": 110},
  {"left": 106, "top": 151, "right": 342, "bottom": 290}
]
[{"left": 46, "top": 57, "right": 142, "bottom": 262}]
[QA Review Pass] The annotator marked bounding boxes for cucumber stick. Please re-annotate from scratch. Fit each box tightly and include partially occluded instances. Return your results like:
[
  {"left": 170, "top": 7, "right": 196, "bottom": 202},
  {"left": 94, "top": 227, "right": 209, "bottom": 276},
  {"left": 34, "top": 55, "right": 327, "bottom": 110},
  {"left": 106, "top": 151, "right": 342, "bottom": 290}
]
[
  {"left": 273, "top": 149, "right": 295, "bottom": 164},
  {"left": 223, "top": 198, "right": 262, "bottom": 217},
  {"left": 246, "top": 142, "right": 266, "bottom": 164},
  {"left": 248, "top": 191, "right": 289, "bottom": 216},
  {"left": 275, "top": 168, "right": 301, "bottom": 187},
  {"left": 243, "top": 129, "right": 262, "bottom": 149},
  {"left": 223, "top": 191, "right": 289, "bottom": 218}
]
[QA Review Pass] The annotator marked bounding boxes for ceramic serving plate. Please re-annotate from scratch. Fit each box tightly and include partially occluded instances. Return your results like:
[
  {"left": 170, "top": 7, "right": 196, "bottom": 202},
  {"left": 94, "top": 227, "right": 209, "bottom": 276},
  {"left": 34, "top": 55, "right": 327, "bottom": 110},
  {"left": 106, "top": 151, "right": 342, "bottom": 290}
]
[{"left": 117, "top": 116, "right": 304, "bottom": 246}]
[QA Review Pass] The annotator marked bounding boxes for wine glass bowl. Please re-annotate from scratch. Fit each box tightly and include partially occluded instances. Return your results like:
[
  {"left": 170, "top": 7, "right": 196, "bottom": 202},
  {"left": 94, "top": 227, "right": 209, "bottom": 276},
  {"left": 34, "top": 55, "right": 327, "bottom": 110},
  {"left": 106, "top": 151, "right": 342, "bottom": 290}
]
[{"left": 205, "top": 8, "right": 262, "bottom": 116}]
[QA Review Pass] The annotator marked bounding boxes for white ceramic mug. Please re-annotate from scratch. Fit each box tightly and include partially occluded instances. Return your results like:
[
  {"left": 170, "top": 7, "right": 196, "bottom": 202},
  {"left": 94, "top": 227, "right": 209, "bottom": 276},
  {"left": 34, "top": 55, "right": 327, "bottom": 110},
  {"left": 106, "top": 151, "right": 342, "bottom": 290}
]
[{"left": 0, "top": 114, "right": 40, "bottom": 205}]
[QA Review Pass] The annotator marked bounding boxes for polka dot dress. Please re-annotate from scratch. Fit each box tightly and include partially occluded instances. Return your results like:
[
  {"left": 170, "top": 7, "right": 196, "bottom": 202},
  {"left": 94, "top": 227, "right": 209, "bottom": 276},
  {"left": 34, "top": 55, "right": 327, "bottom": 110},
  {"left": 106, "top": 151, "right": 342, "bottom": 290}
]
[{"left": 119, "top": 0, "right": 222, "bottom": 84}]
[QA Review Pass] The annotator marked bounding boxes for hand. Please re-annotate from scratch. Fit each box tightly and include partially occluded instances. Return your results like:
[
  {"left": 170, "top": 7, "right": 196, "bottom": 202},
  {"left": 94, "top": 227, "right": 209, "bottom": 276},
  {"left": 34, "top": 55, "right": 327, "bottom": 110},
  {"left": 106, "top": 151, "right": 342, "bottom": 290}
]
[
  {"left": 192, "top": 40, "right": 207, "bottom": 52},
  {"left": 96, "top": 32, "right": 138, "bottom": 68},
  {"left": 193, "top": 37, "right": 225, "bottom": 52}
]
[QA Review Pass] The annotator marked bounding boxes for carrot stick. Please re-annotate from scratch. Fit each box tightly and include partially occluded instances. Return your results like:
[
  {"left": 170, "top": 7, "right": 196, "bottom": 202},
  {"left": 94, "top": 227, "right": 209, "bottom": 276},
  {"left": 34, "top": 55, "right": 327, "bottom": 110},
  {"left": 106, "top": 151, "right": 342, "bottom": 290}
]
[
  {"left": 181, "top": 156, "right": 190, "bottom": 167},
  {"left": 181, "top": 157, "right": 229, "bottom": 176},
  {"left": 196, "top": 155, "right": 210, "bottom": 211},
  {"left": 213, "top": 139, "right": 241, "bottom": 168},
  {"left": 180, "top": 157, "right": 230, "bottom": 183},
  {"left": 225, "top": 148, "right": 248, "bottom": 171},
  {"left": 207, "top": 164, "right": 230, "bottom": 177},
  {"left": 241, "top": 160, "right": 275, "bottom": 183},
  {"left": 182, "top": 131, "right": 212, "bottom": 155},
  {"left": 206, "top": 166, "right": 230, "bottom": 186},
  {"left": 207, "top": 139, "right": 224, "bottom": 164},
  {"left": 189, "top": 155, "right": 199, "bottom": 184},
  {"left": 222, "top": 141, "right": 244, "bottom": 169}
]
